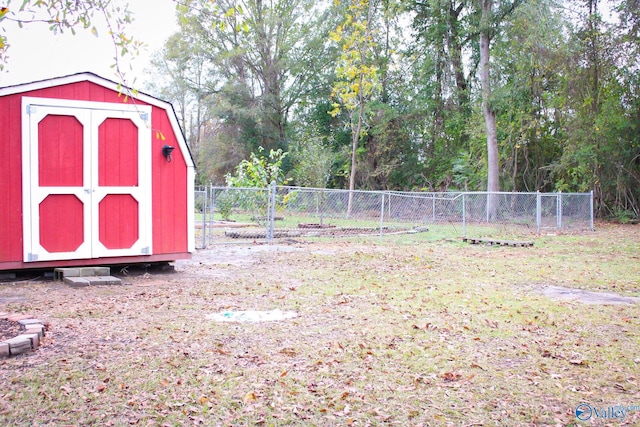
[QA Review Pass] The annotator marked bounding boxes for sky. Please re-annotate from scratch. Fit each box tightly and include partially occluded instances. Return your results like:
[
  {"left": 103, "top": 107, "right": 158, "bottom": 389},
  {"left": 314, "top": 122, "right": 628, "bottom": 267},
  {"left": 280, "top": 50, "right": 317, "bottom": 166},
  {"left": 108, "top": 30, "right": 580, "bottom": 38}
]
[{"left": 0, "top": 0, "right": 178, "bottom": 88}]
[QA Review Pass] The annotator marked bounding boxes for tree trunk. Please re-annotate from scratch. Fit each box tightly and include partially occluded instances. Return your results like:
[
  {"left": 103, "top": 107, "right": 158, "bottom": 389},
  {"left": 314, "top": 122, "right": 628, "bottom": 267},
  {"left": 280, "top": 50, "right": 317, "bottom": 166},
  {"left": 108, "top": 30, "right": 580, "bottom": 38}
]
[
  {"left": 347, "top": 111, "right": 360, "bottom": 216},
  {"left": 480, "top": 0, "right": 499, "bottom": 219},
  {"left": 346, "top": 0, "right": 375, "bottom": 217},
  {"left": 347, "top": 82, "right": 368, "bottom": 215},
  {"left": 447, "top": 1, "right": 469, "bottom": 111}
]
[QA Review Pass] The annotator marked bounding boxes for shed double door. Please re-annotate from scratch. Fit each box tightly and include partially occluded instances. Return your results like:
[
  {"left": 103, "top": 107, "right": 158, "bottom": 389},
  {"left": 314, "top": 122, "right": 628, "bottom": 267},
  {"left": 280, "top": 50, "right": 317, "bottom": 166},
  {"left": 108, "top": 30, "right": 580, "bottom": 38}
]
[{"left": 22, "top": 97, "right": 153, "bottom": 262}]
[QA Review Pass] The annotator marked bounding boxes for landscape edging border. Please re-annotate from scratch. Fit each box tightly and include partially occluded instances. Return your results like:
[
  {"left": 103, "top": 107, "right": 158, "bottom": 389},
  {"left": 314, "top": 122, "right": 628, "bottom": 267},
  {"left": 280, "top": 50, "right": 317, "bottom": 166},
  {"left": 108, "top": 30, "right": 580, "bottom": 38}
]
[{"left": 0, "top": 313, "right": 48, "bottom": 357}]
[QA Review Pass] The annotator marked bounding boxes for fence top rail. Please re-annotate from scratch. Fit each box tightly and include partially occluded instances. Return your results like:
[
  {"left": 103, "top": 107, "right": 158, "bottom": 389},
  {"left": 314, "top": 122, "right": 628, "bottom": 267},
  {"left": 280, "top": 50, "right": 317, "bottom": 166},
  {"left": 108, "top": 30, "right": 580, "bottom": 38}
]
[
  {"left": 278, "top": 187, "right": 593, "bottom": 197},
  {"left": 206, "top": 186, "right": 269, "bottom": 192},
  {"left": 385, "top": 190, "right": 592, "bottom": 196},
  {"left": 199, "top": 185, "right": 592, "bottom": 198}
]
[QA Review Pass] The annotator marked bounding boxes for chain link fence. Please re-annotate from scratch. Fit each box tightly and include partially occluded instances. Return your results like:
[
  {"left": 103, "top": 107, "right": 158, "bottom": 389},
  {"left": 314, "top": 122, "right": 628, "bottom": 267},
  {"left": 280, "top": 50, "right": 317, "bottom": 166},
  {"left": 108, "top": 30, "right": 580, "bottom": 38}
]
[{"left": 194, "top": 185, "right": 594, "bottom": 248}]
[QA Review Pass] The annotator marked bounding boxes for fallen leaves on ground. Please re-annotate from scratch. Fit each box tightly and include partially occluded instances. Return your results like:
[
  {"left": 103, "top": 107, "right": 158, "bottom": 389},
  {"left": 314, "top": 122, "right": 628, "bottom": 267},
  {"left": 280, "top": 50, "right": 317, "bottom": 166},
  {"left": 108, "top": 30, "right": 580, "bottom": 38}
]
[{"left": 0, "top": 224, "right": 639, "bottom": 425}]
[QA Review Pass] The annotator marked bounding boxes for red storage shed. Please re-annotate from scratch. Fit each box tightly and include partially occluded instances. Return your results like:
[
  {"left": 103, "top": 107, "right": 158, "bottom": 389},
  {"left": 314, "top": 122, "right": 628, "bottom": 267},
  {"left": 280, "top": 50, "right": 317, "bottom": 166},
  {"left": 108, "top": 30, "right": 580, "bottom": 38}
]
[{"left": 0, "top": 72, "right": 195, "bottom": 271}]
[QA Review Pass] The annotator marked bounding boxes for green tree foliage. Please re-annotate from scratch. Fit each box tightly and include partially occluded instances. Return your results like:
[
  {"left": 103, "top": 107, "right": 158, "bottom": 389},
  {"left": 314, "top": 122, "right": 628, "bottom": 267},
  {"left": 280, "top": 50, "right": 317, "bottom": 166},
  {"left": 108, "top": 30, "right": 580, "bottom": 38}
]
[
  {"left": 491, "top": 0, "right": 567, "bottom": 191},
  {"left": 147, "top": 26, "right": 222, "bottom": 184},
  {"left": 225, "top": 147, "right": 290, "bottom": 188},
  {"left": 158, "top": 0, "right": 333, "bottom": 184},
  {"left": 550, "top": 0, "right": 640, "bottom": 217},
  {"left": 407, "top": 0, "right": 476, "bottom": 190},
  {"left": 329, "top": 0, "right": 381, "bottom": 213},
  {"left": 183, "top": 0, "right": 328, "bottom": 153},
  {"left": 292, "top": 100, "right": 352, "bottom": 189},
  {"left": 222, "top": 146, "right": 289, "bottom": 222},
  {"left": 327, "top": 0, "right": 419, "bottom": 195},
  {"left": 288, "top": 121, "right": 336, "bottom": 188},
  {"left": 146, "top": 0, "right": 640, "bottom": 219}
]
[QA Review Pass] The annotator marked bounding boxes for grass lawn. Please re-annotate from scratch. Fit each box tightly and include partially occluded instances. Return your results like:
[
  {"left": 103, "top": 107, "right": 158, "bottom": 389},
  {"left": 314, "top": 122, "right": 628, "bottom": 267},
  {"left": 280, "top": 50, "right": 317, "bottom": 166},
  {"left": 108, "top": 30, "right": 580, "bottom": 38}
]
[{"left": 0, "top": 222, "right": 638, "bottom": 426}]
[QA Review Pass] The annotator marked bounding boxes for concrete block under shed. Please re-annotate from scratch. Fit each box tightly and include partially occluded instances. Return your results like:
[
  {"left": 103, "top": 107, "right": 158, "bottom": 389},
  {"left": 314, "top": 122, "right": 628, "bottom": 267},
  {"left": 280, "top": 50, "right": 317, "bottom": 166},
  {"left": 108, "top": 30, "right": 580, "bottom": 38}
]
[
  {"left": 90, "top": 276, "right": 122, "bottom": 286},
  {"left": 64, "top": 276, "right": 122, "bottom": 287},
  {"left": 64, "top": 277, "right": 91, "bottom": 287},
  {"left": 54, "top": 266, "right": 111, "bottom": 281}
]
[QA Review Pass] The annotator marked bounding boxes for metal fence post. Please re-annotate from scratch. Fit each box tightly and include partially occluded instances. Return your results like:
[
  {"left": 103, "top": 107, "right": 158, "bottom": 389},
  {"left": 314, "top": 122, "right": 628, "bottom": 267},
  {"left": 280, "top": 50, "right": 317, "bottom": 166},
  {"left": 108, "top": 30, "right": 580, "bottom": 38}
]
[
  {"left": 203, "top": 186, "right": 209, "bottom": 249},
  {"left": 319, "top": 189, "right": 325, "bottom": 226},
  {"left": 432, "top": 194, "right": 436, "bottom": 223},
  {"left": 536, "top": 191, "right": 542, "bottom": 234},
  {"left": 266, "top": 181, "right": 276, "bottom": 243},
  {"left": 557, "top": 191, "right": 563, "bottom": 229},
  {"left": 379, "top": 192, "right": 385, "bottom": 239},
  {"left": 590, "top": 190, "right": 595, "bottom": 230},
  {"left": 485, "top": 192, "right": 489, "bottom": 223},
  {"left": 266, "top": 183, "right": 272, "bottom": 243},
  {"left": 462, "top": 193, "right": 466, "bottom": 238},
  {"left": 272, "top": 183, "right": 277, "bottom": 239},
  {"left": 265, "top": 184, "right": 269, "bottom": 243},
  {"left": 207, "top": 181, "right": 216, "bottom": 245}
]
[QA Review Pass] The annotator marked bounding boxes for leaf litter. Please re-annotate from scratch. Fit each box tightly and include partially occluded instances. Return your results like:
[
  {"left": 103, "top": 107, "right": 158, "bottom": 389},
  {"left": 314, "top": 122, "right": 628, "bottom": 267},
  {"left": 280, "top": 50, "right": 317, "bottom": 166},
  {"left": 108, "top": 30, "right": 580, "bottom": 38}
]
[{"left": 0, "top": 223, "right": 638, "bottom": 426}]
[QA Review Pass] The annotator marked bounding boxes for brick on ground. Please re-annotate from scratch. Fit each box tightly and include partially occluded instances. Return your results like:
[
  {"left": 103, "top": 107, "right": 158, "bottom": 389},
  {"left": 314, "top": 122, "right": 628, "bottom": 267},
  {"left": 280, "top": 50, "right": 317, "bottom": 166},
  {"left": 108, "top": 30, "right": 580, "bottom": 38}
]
[
  {"left": 7, "top": 313, "right": 34, "bottom": 322},
  {"left": 18, "top": 333, "right": 40, "bottom": 349},
  {"left": 5, "top": 336, "right": 32, "bottom": 355},
  {"left": 18, "top": 319, "right": 43, "bottom": 327},
  {"left": 24, "top": 324, "right": 45, "bottom": 338}
]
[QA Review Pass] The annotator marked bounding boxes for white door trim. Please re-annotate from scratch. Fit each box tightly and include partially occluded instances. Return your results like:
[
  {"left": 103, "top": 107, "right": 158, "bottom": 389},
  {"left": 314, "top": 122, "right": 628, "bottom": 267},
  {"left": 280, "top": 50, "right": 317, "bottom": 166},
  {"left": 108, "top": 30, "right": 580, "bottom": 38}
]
[{"left": 22, "top": 97, "right": 153, "bottom": 262}]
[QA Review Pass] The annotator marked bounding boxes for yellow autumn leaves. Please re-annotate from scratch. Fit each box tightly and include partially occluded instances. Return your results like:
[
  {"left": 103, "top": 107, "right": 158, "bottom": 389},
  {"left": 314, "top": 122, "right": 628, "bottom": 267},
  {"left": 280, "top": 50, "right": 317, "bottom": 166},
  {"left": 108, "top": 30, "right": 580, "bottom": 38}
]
[
  {"left": 329, "top": 69, "right": 378, "bottom": 117},
  {"left": 328, "top": 0, "right": 380, "bottom": 117}
]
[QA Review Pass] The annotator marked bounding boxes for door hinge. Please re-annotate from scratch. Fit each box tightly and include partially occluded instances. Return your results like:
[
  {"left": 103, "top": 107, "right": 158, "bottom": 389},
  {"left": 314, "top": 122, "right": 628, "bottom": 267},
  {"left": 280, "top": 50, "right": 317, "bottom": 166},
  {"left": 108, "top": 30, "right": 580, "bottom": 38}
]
[
  {"left": 26, "top": 105, "right": 36, "bottom": 115},
  {"left": 141, "top": 246, "right": 150, "bottom": 255},
  {"left": 27, "top": 253, "right": 38, "bottom": 262},
  {"left": 140, "top": 112, "right": 149, "bottom": 122}
]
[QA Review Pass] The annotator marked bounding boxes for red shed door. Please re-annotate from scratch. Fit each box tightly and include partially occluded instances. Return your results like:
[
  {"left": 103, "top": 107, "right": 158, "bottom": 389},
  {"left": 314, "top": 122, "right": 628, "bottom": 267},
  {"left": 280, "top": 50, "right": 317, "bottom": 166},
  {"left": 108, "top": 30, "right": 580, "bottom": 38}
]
[{"left": 22, "top": 97, "right": 152, "bottom": 262}]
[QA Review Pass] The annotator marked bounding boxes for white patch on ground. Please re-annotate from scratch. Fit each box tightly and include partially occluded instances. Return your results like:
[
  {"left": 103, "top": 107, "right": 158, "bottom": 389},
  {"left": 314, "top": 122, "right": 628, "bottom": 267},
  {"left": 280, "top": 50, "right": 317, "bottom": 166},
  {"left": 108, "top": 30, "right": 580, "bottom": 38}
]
[
  {"left": 206, "top": 309, "right": 298, "bottom": 322},
  {"left": 543, "top": 285, "right": 639, "bottom": 305}
]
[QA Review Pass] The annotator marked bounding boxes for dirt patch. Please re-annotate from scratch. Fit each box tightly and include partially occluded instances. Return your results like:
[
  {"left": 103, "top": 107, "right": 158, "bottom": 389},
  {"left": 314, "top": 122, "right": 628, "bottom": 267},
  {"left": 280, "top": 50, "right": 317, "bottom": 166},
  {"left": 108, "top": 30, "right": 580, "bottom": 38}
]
[
  {"left": 170, "top": 244, "right": 308, "bottom": 281},
  {"left": 0, "top": 319, "right": 21, "bottom": 341},
  {"left": 542, "top": 285, "right": 639, "bottom": 304},
  {"left": 181, "top": 244, "right": 302, "bottom": 265}
]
